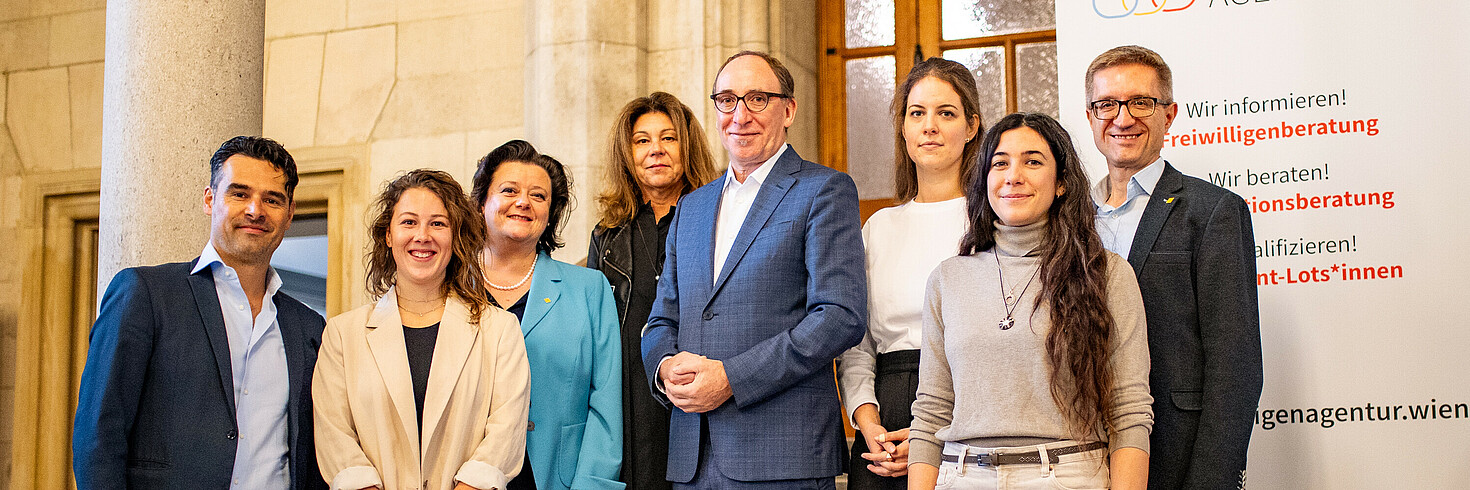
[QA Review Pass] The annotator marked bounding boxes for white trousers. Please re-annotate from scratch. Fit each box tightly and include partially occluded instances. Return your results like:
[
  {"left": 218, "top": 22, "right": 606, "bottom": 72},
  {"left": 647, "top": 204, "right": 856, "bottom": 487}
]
[{"left": 934, "top": 440, "right": 1110, "bottom": 490}]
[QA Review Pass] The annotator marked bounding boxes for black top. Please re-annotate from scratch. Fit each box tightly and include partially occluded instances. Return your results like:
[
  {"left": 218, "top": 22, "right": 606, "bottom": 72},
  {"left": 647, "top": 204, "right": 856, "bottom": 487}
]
[
  {"left": 629, "top": 204, "right": 673, "bottom": 336},
  {"left": 506, "top": 292, "right": 528, "bottom": 322},
  {"left": 402, "top": 322, "right": 440, "bottom": 434}
]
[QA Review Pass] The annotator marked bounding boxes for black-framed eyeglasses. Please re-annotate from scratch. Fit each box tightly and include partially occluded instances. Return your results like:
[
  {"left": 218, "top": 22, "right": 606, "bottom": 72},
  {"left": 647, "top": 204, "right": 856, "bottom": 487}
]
[
  {"left": 1089, "top": 97, "right": 1168, "bottom": 120},
  {"left": 711, "top": 91, "right": 789, "bottom": 114}
]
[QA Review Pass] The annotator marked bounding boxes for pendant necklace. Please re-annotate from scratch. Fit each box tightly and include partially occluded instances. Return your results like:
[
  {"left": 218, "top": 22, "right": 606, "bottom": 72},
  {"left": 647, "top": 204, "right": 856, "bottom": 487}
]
[
  {"left": 487, "top": 253, "right": 538, "bottom": 290},
  {"left": 994, "top": 250, "right": 1040, "bottom": 330}
]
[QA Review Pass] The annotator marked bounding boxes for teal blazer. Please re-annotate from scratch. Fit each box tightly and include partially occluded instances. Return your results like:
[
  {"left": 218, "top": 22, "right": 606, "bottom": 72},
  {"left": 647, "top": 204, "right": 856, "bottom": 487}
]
[{"left": 520, "top": 252, "right": 624, "bottom": 489}]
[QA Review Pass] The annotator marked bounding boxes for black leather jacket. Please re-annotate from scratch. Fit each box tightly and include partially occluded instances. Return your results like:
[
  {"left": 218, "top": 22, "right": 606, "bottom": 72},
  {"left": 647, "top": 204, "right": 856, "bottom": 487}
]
[{"left": 587, "top": 223, "right": 634, "bottom": 326}]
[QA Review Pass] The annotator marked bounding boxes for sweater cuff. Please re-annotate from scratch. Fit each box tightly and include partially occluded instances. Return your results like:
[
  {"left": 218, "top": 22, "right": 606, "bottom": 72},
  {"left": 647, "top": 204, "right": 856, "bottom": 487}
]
[
  {"left": 1109, "top": 425, "right": 1151, "bottom": 455},
  {"left": 330, "top": 465, "right": 382, "bottom": 490},
  {"left": 908, "top": 437, "right": 944, "bottom": 468},
  {"left": 455, "top": 460, "right": 512, "bottom": 490}
]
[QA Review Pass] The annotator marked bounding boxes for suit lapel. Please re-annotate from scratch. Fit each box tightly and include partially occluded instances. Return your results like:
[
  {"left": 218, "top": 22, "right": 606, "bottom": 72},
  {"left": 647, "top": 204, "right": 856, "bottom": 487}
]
[
  {"left": 712, "top": 151, "right": 798, "bottom": 296},
  {"left": 1129, "top": 162, "right": 1184, "bottom": 274},
  {"left": 520, "top": 252, "right": 562, "bottom": 338},
  {"left": 187, "top": 261, "right": 237, "bottom": 415},
  {"left": 420, "top": 295, "right": 477, "bottom": 460},
  {"left": 274, "top": 296, "right": 307, "bottom": 455},
  {"left": 364, "top": 291, "right": 421, "bottom": 457},
  {"left": 682, "top": 181, "right": 720, "bottom": 304}
]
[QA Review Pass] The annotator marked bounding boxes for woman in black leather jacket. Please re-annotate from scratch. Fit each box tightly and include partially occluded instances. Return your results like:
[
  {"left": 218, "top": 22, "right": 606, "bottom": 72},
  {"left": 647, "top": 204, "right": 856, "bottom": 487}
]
[{"left": 586, "top": 91, "right": 719, "bottom": 490}]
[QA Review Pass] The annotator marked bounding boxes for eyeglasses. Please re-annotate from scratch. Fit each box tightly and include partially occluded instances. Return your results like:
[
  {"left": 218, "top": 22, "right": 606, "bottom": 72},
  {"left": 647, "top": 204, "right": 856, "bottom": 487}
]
[
  {"left": 710, "top": 91, "right": 789, "bottom": 114},
  {"left": 1088, "top": 97, "right": 1168, "bottom": 120}
]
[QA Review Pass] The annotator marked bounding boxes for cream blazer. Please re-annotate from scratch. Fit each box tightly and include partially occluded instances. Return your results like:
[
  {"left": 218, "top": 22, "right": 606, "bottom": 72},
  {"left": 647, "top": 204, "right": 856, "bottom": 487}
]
[{"left": 314, "top": 290, "right": 529, "bottom": 490}]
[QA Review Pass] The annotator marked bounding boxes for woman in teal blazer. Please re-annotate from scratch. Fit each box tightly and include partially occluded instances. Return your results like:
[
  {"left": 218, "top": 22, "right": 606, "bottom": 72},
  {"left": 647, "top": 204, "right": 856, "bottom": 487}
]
[{"left": 472, "top": 140, "right": 624, "bottom": 490}]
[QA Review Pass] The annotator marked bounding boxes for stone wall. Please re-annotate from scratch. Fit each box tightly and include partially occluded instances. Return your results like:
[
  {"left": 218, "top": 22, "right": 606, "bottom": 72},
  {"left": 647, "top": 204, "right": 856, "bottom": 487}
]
[
  {"left": 0, "top": 0, "right": 817, "bottom": 484},
  {"left": 1, "top": 0, "right": 108, "bottom": 486}
]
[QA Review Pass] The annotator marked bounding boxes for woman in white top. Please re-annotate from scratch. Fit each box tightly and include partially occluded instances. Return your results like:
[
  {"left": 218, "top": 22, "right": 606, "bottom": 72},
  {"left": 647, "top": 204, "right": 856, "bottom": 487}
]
[{"left": 838, "top": 57, "right": 983, "bottom": 488}]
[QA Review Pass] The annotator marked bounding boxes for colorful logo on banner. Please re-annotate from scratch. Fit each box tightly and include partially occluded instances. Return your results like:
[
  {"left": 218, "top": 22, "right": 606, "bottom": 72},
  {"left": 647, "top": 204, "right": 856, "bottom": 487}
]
[
  {"left": 1093, "top": 0, "right": 1274, "bottom": 18},
  {"left": 1093, "top": 0, "right": 1196, "bottom": 18}
]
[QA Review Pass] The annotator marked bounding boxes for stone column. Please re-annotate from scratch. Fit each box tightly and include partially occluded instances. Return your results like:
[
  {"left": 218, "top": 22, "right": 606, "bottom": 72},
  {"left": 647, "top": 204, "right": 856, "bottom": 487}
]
[
  {"left": 525, "top": 0, "right": 647, "bottom": 262},
  {"left": 98, "top": 1, "right": 266, "bottom": 289}
]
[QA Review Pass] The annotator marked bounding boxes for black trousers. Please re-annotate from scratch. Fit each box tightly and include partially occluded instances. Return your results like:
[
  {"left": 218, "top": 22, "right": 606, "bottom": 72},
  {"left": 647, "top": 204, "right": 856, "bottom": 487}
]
[{"left": 846, "top": 349, "right": 920, "bottom": 490}]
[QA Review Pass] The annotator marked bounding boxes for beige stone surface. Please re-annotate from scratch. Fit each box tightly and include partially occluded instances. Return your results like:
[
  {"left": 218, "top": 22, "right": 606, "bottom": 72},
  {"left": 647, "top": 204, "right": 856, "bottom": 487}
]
[
  {"left": 266, "top": 0, "right": 346, "bottom": 38},
  {"left": 1, "top": 74, "right": 6, "bottom": 125},
  {"left": 0, "top": 0, "right": 102, "bottom": 23},
  {"left": 68, "top": 62, "right": 102, "bottom": 169},
  {"left": 397, "top": 11, "right": 519, "bottom": 79},
  {"left": 264, "top": 34, "right": 326, "bottom": 149},
  {"left": 465, "top": 126, "right": 525, "bottom": 170},
  {"left": 528, "top": 0, "right": 639, "bottom": 47},
  {"left": 345, "top": 0, "right": 395, "bottom": 28},
  {"left": 316, "top": 25, "right": 395, "bottom": 146},
  {"left": 7, "top": 67, "right": 71, "bottom": 172},
  {"left": 649, "top": 0, "right": 699, "bottom": 51},
  {"left": 0, "top": 18, "right": 49, "bottom": 72},
  {"left": 368, "top": 132, "right": 467, "bottom": 194},
  {"left": 48, "top": 8, "right": 104, "bottom": 66},
  {"left": 395, "top": 0, "right": 494, "bottom": 24},
  {"left": 373, "top": 66, "right": 522, "bottom": 139}
]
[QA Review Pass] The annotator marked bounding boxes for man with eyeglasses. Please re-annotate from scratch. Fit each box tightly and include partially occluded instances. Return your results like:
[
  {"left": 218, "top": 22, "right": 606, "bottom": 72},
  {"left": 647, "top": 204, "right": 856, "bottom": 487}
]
[
  {"left": 1085, "top": 45, "right": 1262, "bottom": 490},
  {"left": 641, "top": 50, "right": 866, "bottom": 488}
]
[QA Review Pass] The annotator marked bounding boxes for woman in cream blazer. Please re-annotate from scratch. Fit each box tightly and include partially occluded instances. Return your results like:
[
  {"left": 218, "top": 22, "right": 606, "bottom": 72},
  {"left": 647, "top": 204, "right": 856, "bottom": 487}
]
[{"left": 315, "top": 170, "right": 530, "bottom": 490}]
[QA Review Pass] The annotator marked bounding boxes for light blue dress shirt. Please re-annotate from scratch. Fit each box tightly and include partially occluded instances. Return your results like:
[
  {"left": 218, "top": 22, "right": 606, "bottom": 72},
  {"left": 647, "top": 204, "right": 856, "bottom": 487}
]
[
  {"left": 192, "top": 243, "right": 291, "bottom": 489},
  {"left": 1092, "top": 157, "right": 1166, "bottom": 260}
]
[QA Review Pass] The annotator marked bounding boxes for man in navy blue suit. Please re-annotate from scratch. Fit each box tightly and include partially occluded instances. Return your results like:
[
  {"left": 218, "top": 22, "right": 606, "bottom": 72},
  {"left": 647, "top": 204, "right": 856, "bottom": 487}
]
[
  {"left": 73, "top": 136, "right": 327, "bottom": 489},
  {"left": 642, "top": 50, "right": 867, "bottom": 488}
]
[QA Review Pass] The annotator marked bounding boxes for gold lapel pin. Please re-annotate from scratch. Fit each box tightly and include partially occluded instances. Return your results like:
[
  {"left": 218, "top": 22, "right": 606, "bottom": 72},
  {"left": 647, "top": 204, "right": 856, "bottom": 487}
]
[{"left": 1165, "top": 197, "right": 1177, "bottom": 204}]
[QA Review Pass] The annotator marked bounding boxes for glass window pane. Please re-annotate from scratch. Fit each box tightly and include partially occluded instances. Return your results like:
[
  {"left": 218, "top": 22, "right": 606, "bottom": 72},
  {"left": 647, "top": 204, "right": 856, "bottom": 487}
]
[
  {"left": 845, "top": 56, "right": 897, "bottom": 200},
  {"left": 942, "top": 0, "right": 1056, "bottom": 40},
  {"left": 1016, "top": 41, "right": 1058, "bottom": 118},
  {"left": 272, "top": 214, "right": 328, "bottom": 317},
  {"left": 943, "top": 47, "right": 1007, "bottom": 126},
  {"left": 846, "top": 0, "right": 896, "bottom": 48}
]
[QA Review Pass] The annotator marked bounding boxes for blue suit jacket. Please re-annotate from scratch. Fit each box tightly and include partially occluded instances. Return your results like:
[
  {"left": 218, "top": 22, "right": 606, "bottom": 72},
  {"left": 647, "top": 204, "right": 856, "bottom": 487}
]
[
  {"left": 641, "top": 147, "right": 868, "bottom": 482},
  {"left": 1130, "top": 163, "right": 1262, "bottom": 490},
  {"left": 72, "top": 260, "right": 327, "bottom": 490},
  {"left": 520, "top": 253, "right": 624, "bottom": 489}
]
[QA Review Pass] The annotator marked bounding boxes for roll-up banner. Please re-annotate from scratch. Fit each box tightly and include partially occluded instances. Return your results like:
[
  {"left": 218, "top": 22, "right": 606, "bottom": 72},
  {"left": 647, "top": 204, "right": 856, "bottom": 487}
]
[{"left": 1057, "top": 2, "right": 1470, "bottom": 488}]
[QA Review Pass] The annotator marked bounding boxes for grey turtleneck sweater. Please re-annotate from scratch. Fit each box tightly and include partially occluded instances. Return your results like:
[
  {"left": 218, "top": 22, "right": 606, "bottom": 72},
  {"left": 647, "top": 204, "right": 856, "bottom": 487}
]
[{"left": 908, "top": 219, "right": 1154, "bottom": 467}]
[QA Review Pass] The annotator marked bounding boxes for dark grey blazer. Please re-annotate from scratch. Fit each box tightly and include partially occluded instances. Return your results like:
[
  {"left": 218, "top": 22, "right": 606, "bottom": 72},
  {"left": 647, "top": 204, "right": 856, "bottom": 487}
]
[
  {"left": 73, "top": 259, "right": 327, "bottom": 490},
  {"left": 1129, "top": 163, "right": 1263, "bottom": 490}
]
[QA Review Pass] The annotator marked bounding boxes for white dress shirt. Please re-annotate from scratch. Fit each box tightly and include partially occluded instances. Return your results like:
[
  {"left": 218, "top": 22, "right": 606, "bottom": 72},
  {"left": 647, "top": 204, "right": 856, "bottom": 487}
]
[
  {"left": 1092, "top": 157, "right": 1166, "bottom": 260},
  {"left": 192, "top": 243, "right": 292, "bottom": 489},
  {"left": 712, "top": 144, "right": 787, "bottom": 285},
  {"left": 837, "top": 197, "right": 967, "bottom": 423}
]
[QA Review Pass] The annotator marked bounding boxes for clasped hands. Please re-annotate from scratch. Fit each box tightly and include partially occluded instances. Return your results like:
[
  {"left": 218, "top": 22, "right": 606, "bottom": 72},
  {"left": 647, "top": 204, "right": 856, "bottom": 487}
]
[
  {"left": 658, "top": 351, "right": 733, "bottom": 413},
  {"left": 853, "top": 403, "right": 911, "bottom": 477}
]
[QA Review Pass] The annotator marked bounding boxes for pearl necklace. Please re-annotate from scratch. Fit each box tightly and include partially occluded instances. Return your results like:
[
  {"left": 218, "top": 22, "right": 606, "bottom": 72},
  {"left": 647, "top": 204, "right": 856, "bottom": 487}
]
[{"left": 487, "top": 254, "right": 537, "bottom": 290}]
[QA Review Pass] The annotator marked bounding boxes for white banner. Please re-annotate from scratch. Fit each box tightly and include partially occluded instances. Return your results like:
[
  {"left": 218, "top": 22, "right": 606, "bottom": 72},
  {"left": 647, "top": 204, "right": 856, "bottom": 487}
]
[{"left": 1057, "top": 2, "right": 1470, "bottom": 488}]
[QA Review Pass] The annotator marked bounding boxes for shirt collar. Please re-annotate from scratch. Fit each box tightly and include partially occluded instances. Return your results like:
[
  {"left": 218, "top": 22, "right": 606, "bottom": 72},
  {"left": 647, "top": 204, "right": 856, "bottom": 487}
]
[
  {"left": 192, "top": 241, "right": 284, "bottom": 296},
  {"left": 1091, "top": 156, "right": 1166, "bottom": 206},
  {"left": 723, "top": 144, "right": 787, "bottom": 191}
]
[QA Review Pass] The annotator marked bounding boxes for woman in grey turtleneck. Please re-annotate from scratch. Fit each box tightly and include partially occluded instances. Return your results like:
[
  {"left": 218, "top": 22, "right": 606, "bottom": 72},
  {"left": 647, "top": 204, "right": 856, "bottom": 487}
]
[{"left": 907, "top": 113, "right": 1154, "bottom": 490}]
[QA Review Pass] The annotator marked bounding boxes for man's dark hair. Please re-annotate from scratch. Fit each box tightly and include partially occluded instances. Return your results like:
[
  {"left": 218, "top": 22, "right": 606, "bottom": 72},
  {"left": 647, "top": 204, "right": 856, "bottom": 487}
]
[{"left": 209, "top": 136, "right": 300, "bottom": 200}]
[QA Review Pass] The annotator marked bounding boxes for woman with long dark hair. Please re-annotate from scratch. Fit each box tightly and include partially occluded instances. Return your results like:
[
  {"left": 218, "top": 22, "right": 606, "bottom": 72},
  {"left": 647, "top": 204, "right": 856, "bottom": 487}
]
[
  {"left": 907, "top": 113, "right": 1153, "bottom": 490},
  {"left": 838, "top": 57, "right": 982, "bottom": 488},
  {"left": 587, "top": 92, "right": 718, "bottom": 489}
]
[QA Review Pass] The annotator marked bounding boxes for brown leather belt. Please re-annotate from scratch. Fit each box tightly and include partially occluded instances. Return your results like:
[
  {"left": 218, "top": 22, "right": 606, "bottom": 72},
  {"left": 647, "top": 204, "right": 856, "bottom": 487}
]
[{"left": 939, "top": 441, "right": 1108, "bottom": 466}]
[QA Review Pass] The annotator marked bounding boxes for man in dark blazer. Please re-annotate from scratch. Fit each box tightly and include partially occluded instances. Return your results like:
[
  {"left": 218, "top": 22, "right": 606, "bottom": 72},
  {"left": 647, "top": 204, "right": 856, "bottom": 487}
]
[
  {"left": 641, "top": 51, "right": 867, "bottom": 488},
  {"left": 73, "top": 136, "right": 327, "bottom": 490},
  {"left": 1084, "top": 45, "right": 1263, "bottom": 490}
]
